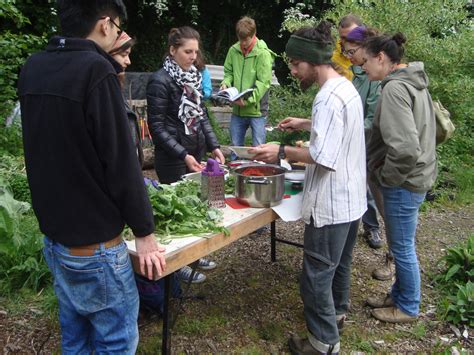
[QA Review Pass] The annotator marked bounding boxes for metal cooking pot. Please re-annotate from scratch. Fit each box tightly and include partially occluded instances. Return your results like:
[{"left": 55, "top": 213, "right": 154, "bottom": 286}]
[{"left": 233, "top": 164, "right": 286, "bottom": 208}]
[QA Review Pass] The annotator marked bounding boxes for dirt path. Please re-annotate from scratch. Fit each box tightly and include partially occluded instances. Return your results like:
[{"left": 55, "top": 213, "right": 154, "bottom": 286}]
[{"left": 1, "top": 204, "right": 472, "bottom": 353}]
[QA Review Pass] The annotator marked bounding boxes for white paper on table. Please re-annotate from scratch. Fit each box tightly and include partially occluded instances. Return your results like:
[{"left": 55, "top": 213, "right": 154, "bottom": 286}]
[{"left": 271, "top": 193, "right": 303, "bottom": 222}]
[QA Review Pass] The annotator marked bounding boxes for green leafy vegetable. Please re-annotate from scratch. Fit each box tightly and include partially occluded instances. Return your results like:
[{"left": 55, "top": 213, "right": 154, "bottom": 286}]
[
  {"left": 224, "top": 174, "right": 236, "bottom": 195},
  {"left": 146, "top": 180, "right": 228, "bottom": 244}
]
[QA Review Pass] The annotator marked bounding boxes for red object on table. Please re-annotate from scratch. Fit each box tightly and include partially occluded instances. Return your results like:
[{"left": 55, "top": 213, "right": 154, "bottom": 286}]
[
  {"left": 225, "top": 195, "right": 291, "bottom": 209},
  {"left": 225, "top": 198, "right": 249, "bottom": 209}
]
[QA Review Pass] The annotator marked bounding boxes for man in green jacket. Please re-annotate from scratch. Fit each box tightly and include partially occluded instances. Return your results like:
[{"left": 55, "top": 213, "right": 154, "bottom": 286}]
[{"left": 220, "top": 16, "right": 276, "bottom": 153}]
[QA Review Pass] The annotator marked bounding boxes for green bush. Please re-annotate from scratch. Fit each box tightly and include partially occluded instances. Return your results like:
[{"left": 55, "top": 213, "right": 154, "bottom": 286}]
[
  {"left": 266, "top": 82, "right": 314, "bottom": 145},
  {"left": 434, "top": 235, "right": 474, "bottom": 327},
  {"left": 441, "top": 281, "right": 474, "bottom": 327},
  {"left": 0, "top": 177, "right": 49, "bottom": 295},
  {"left": 0, "top": 122, "right": 23, "bottom": 157},
  {"left": 0, "top": 154, "right": 30, "bottom": 203},
  {"left": 0, "top": 2, "right": 52, "bottom": 122},
  {"left": 281, "top": 0, "right": 473, "bottom": 201}
]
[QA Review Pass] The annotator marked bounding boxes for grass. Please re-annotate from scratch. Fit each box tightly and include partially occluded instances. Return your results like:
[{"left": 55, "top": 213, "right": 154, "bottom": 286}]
[
  {"left": 175, "top": 314, "right": 229, "bottom": 336},
  {"left": 257, "top": 320, "right": 287, "bottom": 341},
  {"left": 341, "top": 329, "right": 376, "bottom": 352},
  {"left": 451, "top": 165, "right": 474, "bottom": 204}
]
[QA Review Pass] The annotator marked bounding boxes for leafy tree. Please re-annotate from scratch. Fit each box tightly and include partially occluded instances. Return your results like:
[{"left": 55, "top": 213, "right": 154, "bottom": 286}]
[
  {"left": 281, "top": 0, "right": 473, "bottom": 193},
  {"left": 123, "top": 0, "right": 332, "bottom": 74},
  {"left": 0, "top": 0, "right": 56, "bottom": 122}
]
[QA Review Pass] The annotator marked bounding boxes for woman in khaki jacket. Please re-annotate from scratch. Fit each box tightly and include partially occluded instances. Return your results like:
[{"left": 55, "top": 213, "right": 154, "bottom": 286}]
[{"left": 361, "top": 32, "right": 437, "bottom": 324}]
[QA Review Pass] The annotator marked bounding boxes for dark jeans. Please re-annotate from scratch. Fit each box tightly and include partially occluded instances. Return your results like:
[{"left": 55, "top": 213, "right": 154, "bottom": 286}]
[
  {"left": 301, "top": 219, "right": 360, "bottom": 346},
  {"left": 362, "top": 184, "right": 380, "bottom": 231}
]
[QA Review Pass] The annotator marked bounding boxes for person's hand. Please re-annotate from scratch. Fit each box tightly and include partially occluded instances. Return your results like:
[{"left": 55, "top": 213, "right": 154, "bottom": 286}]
[
  {"left": 135, "top": 234, "right": 166, "bottom": 280},
  {"left": 184, "top": 154, "right": 204, "bottom": 172},
  {"left": 249, "top": 144, "right": 280, "bottom": 163},
  {"left": 233, "top": 98, "right": 245, "bottom": 107},
  {"left": 212, "top": 148, "right": 225, "bottom": 164},
  {"left": 278, "top": 117, "right": 307, "bottom": 132},
  {"left": 219, "top": 84, "right": 227, "bottom": 91}
]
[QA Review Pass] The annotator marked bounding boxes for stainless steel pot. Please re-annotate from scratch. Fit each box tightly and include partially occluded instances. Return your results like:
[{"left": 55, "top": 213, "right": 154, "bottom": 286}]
[{"left": 233, "top": 164, "right": 286, "bottom": 208}]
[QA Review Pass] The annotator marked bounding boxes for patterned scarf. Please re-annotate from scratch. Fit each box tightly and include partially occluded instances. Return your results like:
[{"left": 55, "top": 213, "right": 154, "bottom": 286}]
[{"left": 163, "top": 56, "right": 203, "bottom": 135}]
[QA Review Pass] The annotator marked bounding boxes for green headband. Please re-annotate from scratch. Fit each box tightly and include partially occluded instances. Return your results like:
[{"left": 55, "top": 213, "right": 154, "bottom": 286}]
[{"left": 285, "top": 35, "right": 334, "bottom": 64}]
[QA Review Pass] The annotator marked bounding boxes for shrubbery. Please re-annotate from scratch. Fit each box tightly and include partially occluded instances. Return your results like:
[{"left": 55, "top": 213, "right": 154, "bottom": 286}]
[
  {"left": 0, "top": 2, "right": 50, "bottom": 122},
  {"left": 0, "top": 176, "right": 49, "bottom": 295},
  {"left": 266, "top": 82, "right": 314, "bottom": 145},
  {"left": 280, "top": 0, "right": 473, "bottom": 202},
  {"left": 0, "top": 3, "right": 52, "bottom": 295},
  {"left": 434, "top": 235, "right": 474, "bottom": 327}
]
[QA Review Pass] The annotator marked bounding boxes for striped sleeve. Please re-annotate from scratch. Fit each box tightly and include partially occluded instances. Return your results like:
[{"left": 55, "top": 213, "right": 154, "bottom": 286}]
[{"left": 309, "top": 105, "right": 344, "bottom": 171}]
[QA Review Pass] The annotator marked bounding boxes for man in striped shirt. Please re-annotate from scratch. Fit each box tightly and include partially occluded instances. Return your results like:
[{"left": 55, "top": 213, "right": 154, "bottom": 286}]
[{"left": 251, "top": 21, "right": 366, "bottom": 354}]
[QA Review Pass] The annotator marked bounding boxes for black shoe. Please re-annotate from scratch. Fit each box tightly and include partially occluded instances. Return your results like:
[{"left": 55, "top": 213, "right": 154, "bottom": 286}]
[
  {"left": 363, "top": 229, "right": 383, "bottom": 249},
  {"left": 336, "top": 315, "right": 345, "bottom": 334},
  {"left": 288, "top": 336, "right": 320, "bottom": 355},
  {"left": 288, "top": 335, "right": 339, "bottom": 355}
]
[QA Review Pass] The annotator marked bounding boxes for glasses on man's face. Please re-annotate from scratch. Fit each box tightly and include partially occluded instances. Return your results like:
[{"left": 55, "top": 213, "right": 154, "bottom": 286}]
[
  {"left": 101, "top": 17, "right": 123, "bottom": 39},
  {"left": 343, "top": 46, "right": 361, "bottom": 57}
]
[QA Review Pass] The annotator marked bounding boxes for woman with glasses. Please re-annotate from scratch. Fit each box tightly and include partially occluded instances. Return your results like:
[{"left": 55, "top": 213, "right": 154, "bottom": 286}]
[{"left": 343, "top": 27, "right": 387, "bottom": 254}]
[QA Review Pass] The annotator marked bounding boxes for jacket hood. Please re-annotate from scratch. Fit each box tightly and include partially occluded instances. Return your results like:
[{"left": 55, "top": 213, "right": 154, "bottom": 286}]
[
  {"left": 231, "top": 38, "right": 278, "bottom": 59},
  {"left": 351, "top": 65, "right": 366, "bottom": 77},
  {"left": 381, "top": 63, "right": 429, "bottom": 90}
]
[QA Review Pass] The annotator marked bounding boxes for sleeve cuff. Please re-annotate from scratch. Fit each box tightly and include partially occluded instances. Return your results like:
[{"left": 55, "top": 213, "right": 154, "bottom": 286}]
[
  {"left": 178, "top": 150, "right": 188, "bottom": 160},
  {"left": 309, "top": 145, "right": 336, "bottom": 171}
]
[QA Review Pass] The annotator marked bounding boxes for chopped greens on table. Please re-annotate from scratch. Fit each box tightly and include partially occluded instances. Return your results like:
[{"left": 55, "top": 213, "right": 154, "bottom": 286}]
[
  {"left": 224, "top": 174, "right": 236, "bottom": 195},
  {"left": 126, "top": 179, "right": 228, "bottom": 244}
]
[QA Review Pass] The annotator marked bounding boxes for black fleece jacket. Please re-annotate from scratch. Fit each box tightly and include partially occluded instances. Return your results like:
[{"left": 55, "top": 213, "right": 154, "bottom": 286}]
[
  {"left": 146, "top": 68, "right": 220, "bottom": 160},
  {"left": 18, "top": 36, "right": 154, "bottom": 247}
]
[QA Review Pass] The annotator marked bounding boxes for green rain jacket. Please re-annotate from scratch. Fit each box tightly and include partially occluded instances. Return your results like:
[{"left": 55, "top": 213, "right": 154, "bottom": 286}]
[
  {"left": 351, "top": 65, "right": 381, "bottom": 131},
  {"left": 368, "top": 64, "right": 437, "bottom": 193},
  {"left": 221, "top": 39, "right": 276, "bottom": 117}
]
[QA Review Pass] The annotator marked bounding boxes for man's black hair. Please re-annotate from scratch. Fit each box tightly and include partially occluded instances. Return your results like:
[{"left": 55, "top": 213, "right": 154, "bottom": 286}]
[{"left": 57, "top": 0, "right": 127, "bottom": 38}]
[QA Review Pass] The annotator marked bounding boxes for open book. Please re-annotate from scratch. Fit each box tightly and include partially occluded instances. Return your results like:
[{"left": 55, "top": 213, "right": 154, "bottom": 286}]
[{"left": 213, "top": 87, "right": 254, "bottom": 102}]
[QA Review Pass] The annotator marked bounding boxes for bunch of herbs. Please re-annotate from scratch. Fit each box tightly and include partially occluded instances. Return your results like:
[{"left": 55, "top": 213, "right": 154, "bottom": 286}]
[{"left": 146, "top": 180, "right": 228, "bottom": 244}]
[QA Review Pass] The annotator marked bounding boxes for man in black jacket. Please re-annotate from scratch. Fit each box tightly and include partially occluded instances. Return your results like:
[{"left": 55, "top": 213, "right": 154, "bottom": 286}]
[{"left": 18, "top": 1, "right": 165, "bottom": 353}]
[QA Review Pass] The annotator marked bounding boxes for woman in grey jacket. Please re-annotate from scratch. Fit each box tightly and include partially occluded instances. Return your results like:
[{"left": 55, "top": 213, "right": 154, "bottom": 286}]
[
  {"left": 361, "top": 32, "right": 437, "bottom": 323},
  {"left": 344, "top": 26, "right": 384, "bottom": 250}
]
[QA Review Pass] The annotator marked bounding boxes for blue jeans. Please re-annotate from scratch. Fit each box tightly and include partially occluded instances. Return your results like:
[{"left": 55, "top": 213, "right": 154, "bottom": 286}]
[
  {"left": 43, "top": 237, "right": 139, "bottom": 354},
  {"left": 229, "top": 114, "right": 266, "bottom": 150},
  {"left": 362, "top": 185, "right": 380, "bottom": 231},
  {"left": 381, "top": 186, "right": 425, "bottom": 316},
  {"left": 300, "top": 219, "right": 360, "bottom": 347}
]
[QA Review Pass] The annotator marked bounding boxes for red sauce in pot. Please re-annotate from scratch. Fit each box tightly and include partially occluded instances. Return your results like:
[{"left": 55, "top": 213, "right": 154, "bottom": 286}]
[{"left": 240, "top": 166, "right": 280, "bottom": 176}]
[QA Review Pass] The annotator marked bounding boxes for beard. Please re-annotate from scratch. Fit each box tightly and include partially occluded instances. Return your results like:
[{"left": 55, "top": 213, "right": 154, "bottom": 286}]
[{"left": 299, "top": 77, "right": 315, "bottom": 91}]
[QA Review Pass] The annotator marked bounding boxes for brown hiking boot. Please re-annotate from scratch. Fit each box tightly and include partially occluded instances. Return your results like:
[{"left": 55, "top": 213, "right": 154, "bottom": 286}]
[
  {"left": 372, "top": 252, "right": 394, "bottom": 281},
  {"left": 371, "top": 306, "right": 417, "bottom": 323},
  {"left": 366, "top": 293, "right": 394, "bottom": 308}
]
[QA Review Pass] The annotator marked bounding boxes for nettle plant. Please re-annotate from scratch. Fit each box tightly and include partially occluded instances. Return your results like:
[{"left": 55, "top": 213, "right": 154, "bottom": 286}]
[{"left": 435, "top": 235, "right": 474, "bottom": 327}]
